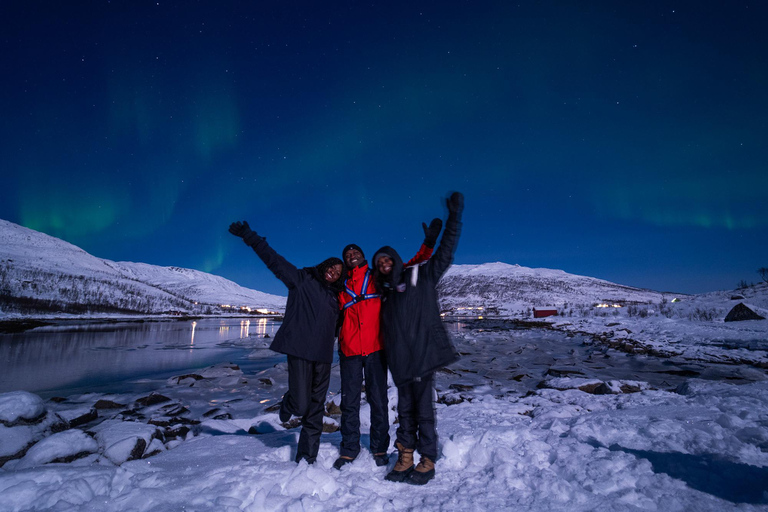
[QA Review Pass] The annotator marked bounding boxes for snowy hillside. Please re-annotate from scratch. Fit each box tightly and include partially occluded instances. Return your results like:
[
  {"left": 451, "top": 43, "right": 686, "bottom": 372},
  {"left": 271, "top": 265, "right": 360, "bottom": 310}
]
[
  {"left": 0, "top": 220, "right": 286, "bottom": 318},
  {"left": 438, "top": 262, "right": 665, "bottom": 315}
]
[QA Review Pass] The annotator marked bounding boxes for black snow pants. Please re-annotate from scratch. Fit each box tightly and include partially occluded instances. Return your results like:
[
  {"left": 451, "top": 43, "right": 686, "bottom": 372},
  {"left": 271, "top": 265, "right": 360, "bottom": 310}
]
[
  {"left": 395, "top": 372, "right": 437, "bottom": 461},
  {"left": 285, "top": 354, "right": 331, "bottom": 463},
  {"left": 338, "top": 349, "right": 390, "bottom": 459}
]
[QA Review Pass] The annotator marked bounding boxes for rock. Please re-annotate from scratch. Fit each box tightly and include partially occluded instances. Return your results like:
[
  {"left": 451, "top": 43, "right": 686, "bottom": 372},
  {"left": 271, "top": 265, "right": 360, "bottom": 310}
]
[
  {"left": 281, "top": 418, "right": 302, "bottom": 429},
  {"left": 546, "top": 368, "right": 585, "bottom": 377},
  {"left": 259, "top": 378, "right": 274, "bottom": 386},
  {"left": 149, "top": 416, "right": 199, "bottom": 428},
  {"left": 148, "top": 417, "right": 173, "bottom": 428},
  {"left": 449, "top": 384, "right": 475, "bottom": 392},
  {"left": 322, "top": 419, "right": 339, "bottom": 433},
  {"left": 0, "top": 425, "right": 34, "bottom": 467},
  {"left": 14, "top": 430, "right": 98, "bottom": 469},
  {"left": 159, "top": 403, "right": 189, "bottom": 417},
  {"left": 136, "top": 393, "right": 171, "bottom": 407},
  {"left": 164, "top": 425, "right": 190, "bottom": 440},
  {"left": 620, "top": 384, "right": 643, "bottom": 393},
  {"left": 58, "top": 407, "right": 98, "bottom": 428},
  {"left": 437, "top": 393, "right": 466, "bottom": 405},
  {"left": 724, "top": 303, "right": 765, "bottom": 322},
  {"left": 199, "top": 363, "right": 242, "bottom": 379},
  {"left": 578, "top": 382, "right": 613, "bottom": 395},
  {"left": 94, "top": 399, "right": 124, "bottom": 410},
  {"left": 91, "top": 420, "right": 162, "bottom": 465},
  {"left": 263, "top": 403, "right": 282, "bottom": 413},
  {"left": 49, "top": 414, "right": 69, "bottom": 433},
  {"left": 325, "top": 401, "right": 342, "bottom": 416},
  {"left": 144, "top": 438, "right": 166, "bottom": 458},
  {"left": 0, "top": 391, "right": 46, "bottom": 427},
  {"left": 171, "top": 374, "right": 204, "bottom": 386},
  {"left": 248, "top": 422, "right": 277, "bottom": 435}
]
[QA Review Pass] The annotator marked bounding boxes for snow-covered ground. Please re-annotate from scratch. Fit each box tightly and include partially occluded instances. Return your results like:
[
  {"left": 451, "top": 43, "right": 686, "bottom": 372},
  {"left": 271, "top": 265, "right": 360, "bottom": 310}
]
[{"left": 1, "top": 325, "right": 767, "bottom": 511}]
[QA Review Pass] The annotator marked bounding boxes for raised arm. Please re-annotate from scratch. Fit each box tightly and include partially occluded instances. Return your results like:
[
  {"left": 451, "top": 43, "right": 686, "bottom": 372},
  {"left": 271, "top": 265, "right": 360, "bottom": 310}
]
[
  {"left": 403, "top": 218, "right": 442, "bottom": 268},
  {"left": 426, "top": 192, "right": 463, "bottom": 281},
  {"left": 229, "top": 221, "right": 301, "bottom": 288}
]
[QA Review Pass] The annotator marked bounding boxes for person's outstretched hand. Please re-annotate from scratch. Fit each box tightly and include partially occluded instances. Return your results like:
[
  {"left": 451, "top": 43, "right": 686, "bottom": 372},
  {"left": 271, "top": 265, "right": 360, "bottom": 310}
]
[
  {"left": 229, "top": 221, "right": 263, "bottom": 246},
  {"left": 229, "top": 220, "right": 252, "bottom": 239},
  {"left": 447, "top": 192, "right": 464, "bottom": 218},
  {"left": 421, "top": 218, "right": 443, "bottom": 248}
]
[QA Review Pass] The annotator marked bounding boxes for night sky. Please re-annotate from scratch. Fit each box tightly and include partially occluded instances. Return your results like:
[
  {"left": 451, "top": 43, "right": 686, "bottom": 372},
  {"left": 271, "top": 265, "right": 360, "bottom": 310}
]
[{"left": 2, "top": 1, "right": 766, "bottom": 296}]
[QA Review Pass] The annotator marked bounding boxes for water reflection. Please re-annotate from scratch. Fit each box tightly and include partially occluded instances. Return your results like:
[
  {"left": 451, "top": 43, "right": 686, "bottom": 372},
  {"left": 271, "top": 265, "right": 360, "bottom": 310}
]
[{"left": 0, "top": 318, "right": 280, "bottom": 397}]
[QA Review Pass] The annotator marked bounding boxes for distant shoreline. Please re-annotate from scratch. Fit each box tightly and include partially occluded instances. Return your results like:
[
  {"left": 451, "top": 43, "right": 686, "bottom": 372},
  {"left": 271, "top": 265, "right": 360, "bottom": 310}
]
[{"left": 0, "top": 314, "right": 284, "bottom": 334}]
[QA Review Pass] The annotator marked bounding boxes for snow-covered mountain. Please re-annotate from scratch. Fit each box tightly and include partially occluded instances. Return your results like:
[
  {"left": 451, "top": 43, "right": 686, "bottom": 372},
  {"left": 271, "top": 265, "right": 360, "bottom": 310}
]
[
  {"left": 0, "top": 219, "right": 286, "bottom": 318},
  {"left": 438, "top": 262, "right": 666, "bottom": 315},
  {"left": 3, "top": 218, "right": 764, "bottom": 326}
]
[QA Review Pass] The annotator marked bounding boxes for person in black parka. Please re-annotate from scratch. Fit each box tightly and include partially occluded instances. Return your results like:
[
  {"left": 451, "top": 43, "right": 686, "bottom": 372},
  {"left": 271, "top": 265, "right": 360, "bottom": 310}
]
[
  {"left": 371, "top": 192, "right": 463, "bottom": 485},
  {"left": 229, "top": 220, "right": 343, "bottom": 464}
]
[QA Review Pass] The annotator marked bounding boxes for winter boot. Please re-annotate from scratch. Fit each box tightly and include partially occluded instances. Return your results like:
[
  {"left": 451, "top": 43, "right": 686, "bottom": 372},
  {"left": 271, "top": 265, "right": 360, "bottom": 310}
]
[
  {"left": 406, "top": 457, "right": 435, "bottom": 485},
  {"left": 333, "top": 456, "right": 355, "bottom": 470},
  {"left": 385, "top": 443, "right": 414, "bottom": 482},
  {"left": 373, "top": 452, "right": 390, "bottom": 467},
  {"left": 278, "top": 396, "right": 292, "bottom": 423}
]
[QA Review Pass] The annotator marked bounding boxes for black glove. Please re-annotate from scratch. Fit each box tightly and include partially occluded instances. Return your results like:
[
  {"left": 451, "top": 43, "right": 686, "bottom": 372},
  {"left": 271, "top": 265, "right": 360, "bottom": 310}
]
[
  {"left": 447, "top": 192, "right": 464, "bottom": 219},
  {"left": 421, "top": 218, "right": 442, "bottom": 248},
  {"left": 228, "top": 221, "right": 262, "bottom": 246}
]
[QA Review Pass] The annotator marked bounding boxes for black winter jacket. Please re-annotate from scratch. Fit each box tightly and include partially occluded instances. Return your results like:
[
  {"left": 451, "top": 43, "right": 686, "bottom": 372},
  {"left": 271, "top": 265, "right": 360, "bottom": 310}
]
[
  {"left": 247, "top": 238, "right": 339, "bottom": 364},
  {"left": 373, "top": 212, "right": 462, "bottom": 386}
]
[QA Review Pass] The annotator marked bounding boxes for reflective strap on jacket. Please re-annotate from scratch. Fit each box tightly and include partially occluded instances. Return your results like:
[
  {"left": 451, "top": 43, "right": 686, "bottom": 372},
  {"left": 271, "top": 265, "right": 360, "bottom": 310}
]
[
  {"left": 342, "top": 269, "right": 381, "bottom": 310},
  {"left": 410, "top": 265, "right": 420, "bottom": 287}
]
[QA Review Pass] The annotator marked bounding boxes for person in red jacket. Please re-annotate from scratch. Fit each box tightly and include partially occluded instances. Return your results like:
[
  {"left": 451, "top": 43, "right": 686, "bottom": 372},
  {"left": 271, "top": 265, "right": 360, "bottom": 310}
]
[{"left": 333, "top": 220, "right": 441, "bottom": 470}]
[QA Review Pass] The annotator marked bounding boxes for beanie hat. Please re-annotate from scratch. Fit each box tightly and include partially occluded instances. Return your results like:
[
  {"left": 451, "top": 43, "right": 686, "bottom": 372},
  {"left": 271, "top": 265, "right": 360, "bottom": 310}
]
[{"left": 342, "top": 244, "right": 364, "bottom": 260}]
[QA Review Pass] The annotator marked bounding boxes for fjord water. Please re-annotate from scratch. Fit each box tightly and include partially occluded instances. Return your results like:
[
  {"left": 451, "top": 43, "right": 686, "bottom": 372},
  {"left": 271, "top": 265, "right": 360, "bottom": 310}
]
[{"left": 0, "top": 318, "right": 281, "bottom": 397}]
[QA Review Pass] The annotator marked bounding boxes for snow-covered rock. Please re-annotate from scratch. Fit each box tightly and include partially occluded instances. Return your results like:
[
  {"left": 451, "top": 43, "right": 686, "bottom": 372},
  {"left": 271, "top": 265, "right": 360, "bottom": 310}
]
[
  {"left": 0, "top": 391, "right": 46, "bottom": 426},
  {"left": 0, "top": 424, "right": 35, "bottom": 462},
  {"left": 12, "top": 430, "right": 98, "bottom": 469},
  {"left": 90, "top": 420, "right": 162, "bottom": 464}
]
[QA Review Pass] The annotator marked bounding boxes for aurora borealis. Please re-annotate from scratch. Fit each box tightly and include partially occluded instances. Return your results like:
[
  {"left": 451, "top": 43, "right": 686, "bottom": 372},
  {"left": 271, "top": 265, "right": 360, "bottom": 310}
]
[{"left": 1, "top": 1, "right": 766, "bottom": 295}]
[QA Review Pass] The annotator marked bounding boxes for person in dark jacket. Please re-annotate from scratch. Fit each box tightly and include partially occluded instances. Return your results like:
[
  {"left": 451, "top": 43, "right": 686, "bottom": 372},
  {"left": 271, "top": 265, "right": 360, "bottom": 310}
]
[
  {"left": 371, "top": 192, "right": 463, "bottom": 485},
  {"left": 229, "top": 220, "right": 343, "bottom": 464},
  {"left": 333, "top": 224, "right": 439, "bottom": 471}
]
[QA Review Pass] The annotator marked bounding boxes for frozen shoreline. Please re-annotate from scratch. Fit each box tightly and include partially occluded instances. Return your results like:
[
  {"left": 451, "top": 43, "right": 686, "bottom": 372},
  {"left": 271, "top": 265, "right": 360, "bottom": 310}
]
[{"left": 2, "top": 324, "right": 767, "bottom": 510}]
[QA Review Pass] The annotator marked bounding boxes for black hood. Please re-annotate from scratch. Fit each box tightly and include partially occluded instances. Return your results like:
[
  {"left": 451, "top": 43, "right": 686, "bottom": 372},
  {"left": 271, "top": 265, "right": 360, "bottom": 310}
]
[
  {"left": 372, "top": 245, "right": 404, "bottom": 288},
  {"left": 305, "top": 257, "right": 345, "bottom": 292}
]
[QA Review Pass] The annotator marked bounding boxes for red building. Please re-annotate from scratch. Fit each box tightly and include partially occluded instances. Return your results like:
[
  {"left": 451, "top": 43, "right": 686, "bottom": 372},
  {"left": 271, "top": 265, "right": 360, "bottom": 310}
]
[{"left": 533, "top": 307, "right": 558, "bottom": 318}]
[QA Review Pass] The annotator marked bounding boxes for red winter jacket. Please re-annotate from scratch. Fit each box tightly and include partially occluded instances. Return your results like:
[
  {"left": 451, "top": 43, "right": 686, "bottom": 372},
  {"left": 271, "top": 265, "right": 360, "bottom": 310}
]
[{"left": 338, "top": 244, "right": 433, "bottom": 357}]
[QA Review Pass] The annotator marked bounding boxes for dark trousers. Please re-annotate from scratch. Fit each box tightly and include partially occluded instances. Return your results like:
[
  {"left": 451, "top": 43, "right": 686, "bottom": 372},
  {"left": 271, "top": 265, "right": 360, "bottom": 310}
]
[
  {"left": 395, "top": 373, "right": 437, "bottom": 461},
  {"left": 285, "top": 355, "right": 331, "bottom": 463},
  {"left": 338, "top": 350, "right": 390, "bottom": 458}
]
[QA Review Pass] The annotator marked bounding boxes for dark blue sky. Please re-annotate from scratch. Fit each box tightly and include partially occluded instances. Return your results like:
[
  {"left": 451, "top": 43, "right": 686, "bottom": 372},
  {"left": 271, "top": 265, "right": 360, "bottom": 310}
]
[{"left": 2, "top": 1, "right": 766, "bottom": 295}]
